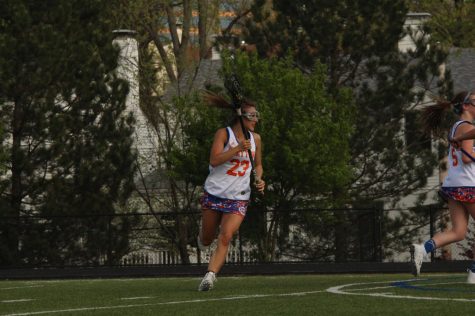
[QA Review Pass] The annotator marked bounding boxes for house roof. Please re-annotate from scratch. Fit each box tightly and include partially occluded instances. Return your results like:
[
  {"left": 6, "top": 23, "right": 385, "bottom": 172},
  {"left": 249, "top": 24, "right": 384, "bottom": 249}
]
[
  {"left": 161, "top": 57, "right": 223, "bottom": 102},
  {"left": 446, "top": 48, "right": 475, "bottom": 92},
  {"left": 146, "top": 57, "right": 223, "bottom": 192}
]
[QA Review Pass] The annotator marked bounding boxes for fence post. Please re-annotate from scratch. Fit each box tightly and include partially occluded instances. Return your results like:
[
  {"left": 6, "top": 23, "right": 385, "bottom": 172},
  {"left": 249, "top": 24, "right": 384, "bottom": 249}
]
[
  {"left": 373, "top": 208, "right": 383, "bottom": 262},
  {"left": 238, "top": 229, "right": 243, "bottom": 264},
  {"left": 429, "top": 207, "right": 434, "bottom": 262},
  {"left": 379, "top": 209, "right": 384, "bottom": 262}
]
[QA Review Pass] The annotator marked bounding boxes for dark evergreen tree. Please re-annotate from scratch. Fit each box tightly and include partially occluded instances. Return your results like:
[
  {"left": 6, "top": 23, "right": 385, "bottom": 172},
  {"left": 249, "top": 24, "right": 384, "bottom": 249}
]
[
  {"left": 240, "top": 1, "right": 452, "bottom": 261},
  {"left": 245, "top": 0, "right": 450, "bottom": 206},
  {"left": 0, "top": 0, "right": 137, "bottom": 266},
  {"left": 0, "top": 117, "right": 6, "bottom": 177}
]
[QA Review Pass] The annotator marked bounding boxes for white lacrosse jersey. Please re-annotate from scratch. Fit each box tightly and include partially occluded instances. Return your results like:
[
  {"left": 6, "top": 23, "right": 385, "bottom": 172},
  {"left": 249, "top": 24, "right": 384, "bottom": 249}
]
[
  {"left": 204, "top": 127, "right": 256, "bottom": 200},
  {"left": 443, "top": 120, "right": 475, "bottom": 187}
]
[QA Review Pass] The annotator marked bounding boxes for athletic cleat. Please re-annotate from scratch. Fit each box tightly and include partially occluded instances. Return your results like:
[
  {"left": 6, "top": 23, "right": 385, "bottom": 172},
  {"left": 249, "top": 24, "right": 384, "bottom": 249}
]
[
  {"left": 198, "top": 271, "right": 217, "bottom": 291},
  {"left": 467, "top": 269, "right": 475, "bottom": 284},
  {"left": 410, "top": 244, "right": 425, "bottom": 277}
]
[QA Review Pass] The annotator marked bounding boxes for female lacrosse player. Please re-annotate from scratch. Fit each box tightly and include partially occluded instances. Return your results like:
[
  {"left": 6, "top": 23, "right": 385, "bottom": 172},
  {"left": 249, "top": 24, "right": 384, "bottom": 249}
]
[
  {"left": 197, "top": 93, "right": 265, "bottom": 291},
  {"left": 411, "top": 90, "right": 475, "bottom": 283}
]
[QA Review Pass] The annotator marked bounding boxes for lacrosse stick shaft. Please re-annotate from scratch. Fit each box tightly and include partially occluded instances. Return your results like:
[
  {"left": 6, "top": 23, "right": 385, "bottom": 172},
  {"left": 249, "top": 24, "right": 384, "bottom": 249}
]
[
  {"left": 225, "top": 74, "right": 263, "bottom": 194},
  {"left": 238, "top": 116, "right": 255, "bottom": 169},
  {"left": 237, "top": 114, "right": 263, "bottom": 194},
  {"left": 460, "top": 148, "right": 475, "bottom": 163}
]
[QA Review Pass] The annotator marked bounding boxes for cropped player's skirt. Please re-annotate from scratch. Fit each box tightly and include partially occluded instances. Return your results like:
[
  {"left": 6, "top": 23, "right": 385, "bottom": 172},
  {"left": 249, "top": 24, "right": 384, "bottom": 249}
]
[
  {"left": 200, "top": 191, "right": 249, "bottom": 217},
  {"left": 440, "top": 187, "right": 475, "bottom": 203}
]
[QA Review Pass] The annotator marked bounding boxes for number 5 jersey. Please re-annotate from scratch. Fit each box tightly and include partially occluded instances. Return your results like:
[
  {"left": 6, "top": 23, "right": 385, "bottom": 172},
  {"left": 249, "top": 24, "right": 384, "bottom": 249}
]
[{"left": 443, "top": 120, "right": 475, "bottom": 188}]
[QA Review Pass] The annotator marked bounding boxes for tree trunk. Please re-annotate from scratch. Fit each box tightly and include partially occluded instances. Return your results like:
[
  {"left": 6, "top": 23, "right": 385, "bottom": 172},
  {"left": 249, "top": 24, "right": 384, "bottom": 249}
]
[
  {"left": 8, "top": 101, "right": 23, "bottom": 264},
  {"left": 176, "top": 214, "right": 190, "bottom": 264},
  {"left": 334, "top": 211, "right": 348, "bottom": 262},
  {"left": 198, "top": 0, "right": 208, "bottom": 59}
]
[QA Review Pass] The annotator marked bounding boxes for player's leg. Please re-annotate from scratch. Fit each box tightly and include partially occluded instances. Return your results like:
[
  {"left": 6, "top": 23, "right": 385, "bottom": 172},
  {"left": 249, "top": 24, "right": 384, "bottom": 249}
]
[
  {"left": 411, "top": 199, "right": 468, "bottom": 276},
  {"left": 208, "top": 212, "right": 244, "bottom": 273},
  {"left": 198, "top": 212, "right": 243, "bottom": 291},
  {"left": 432, "top": 199, "right": 469, "bottom": 247},
  {"left": 461, "top": 202, "right": 475, "bottom": 283},
  {"left": 197, "top": 208, "right": 222, "bottom": 292},
  {"left": 198, "top": 208, "right": 222, "bottom": 249}
]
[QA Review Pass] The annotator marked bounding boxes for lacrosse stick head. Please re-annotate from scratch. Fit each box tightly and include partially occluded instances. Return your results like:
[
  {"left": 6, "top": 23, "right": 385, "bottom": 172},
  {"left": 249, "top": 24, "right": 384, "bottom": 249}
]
[{"left": 224, "top": 74, "right": 245, "bottom": 114}]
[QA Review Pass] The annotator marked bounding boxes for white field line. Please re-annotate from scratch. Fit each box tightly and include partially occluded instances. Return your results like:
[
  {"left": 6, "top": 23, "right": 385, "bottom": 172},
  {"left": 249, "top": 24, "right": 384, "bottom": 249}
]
[
  {"left": 3, "top": 277, "right": 471, "bottom": 315},
  {"left": 346, "top": 285, "right": 398, "bottom": 292},
  {"left": 120, "top": 296, "right": 154, "bottom": 300},
  {"left": 119, "top": 289, "right": 324, "bottom": 301},
  {"left": 2, "top": 278, "right": 179, "bottom": 286},
  {"left": 327, "top": 280, "right": 475, "bottom": 303},
  {"left": 0, "top": 290, "right": 325, "bottom": 316},
  {"left": 119, "top": 290, "right": 326, "bottom": 301},
  {"left": 0, "top": 286, "right": 43, "bottom": 291},
  {"left": 1, "top": 300, "right": 35, "bottom": 303}
]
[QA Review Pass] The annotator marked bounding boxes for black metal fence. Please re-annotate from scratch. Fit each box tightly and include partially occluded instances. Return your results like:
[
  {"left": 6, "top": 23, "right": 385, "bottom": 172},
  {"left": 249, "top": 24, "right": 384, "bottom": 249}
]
[{"left": 1, "top": 206, "right": 470, "bottom": 269}]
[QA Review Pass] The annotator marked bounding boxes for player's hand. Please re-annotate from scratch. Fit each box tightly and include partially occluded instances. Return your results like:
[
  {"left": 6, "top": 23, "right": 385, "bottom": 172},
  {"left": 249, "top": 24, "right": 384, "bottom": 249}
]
[
  {"left": 238, "top": 139, "right": 251, "bottom": 151},
  {"left": 255, "top": 178, "right": 265, "bottom": 193},
  {"left": 449, "top": 136, "right": 461, "bottom": 149}
]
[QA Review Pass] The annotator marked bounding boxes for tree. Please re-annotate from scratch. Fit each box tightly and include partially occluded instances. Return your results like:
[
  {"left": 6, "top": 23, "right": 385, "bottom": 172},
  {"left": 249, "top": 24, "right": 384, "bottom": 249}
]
[
  {"left": 245, "top": 0, "right": 451, "bottom": 206},
  {"left": 108, "top": 0, "right": 255, "bottom": 263},
  {"left": 220, "top": 52, "right": 354, "bottom": 204},
  {"left": 0, "top": 118, "right": 6, "bottom": 176},
  {"left": 0, "top": 119, "right": 7, "bottom": 215},
  {"left": 0, "top": 0, "right": 137, "bottom": 266},
  {"left": 408, "top": 0, "right": 475, "bottom": 48},
  {"left": 240, "top": 0, "right": 453, "bottom": 261},
  {"left": 173, "top": 51, "right": 354, "bottom": 261}
]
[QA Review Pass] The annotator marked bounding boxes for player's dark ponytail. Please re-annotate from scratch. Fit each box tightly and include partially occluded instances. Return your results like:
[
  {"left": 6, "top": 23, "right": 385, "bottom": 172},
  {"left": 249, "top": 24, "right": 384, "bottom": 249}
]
[
  {"left": 421, "top": 91, "right": 469, "bottom": 137},
  {"left": 201, "top": 90, "right": 234, "bottom": 109}
]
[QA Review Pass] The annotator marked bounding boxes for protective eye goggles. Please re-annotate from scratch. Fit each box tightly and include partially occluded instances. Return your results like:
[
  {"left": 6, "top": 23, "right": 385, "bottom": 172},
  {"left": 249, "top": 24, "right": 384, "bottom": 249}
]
[
  {"left": 242, "top": 111, "right": 260, "bottom": 121},
  {"left": 463, "top": 91, "right": 475, "bottom": 106}
]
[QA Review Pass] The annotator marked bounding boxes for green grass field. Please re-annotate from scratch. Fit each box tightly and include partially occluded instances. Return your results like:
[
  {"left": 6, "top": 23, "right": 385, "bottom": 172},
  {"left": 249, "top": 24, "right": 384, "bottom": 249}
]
[{"left": 0, "top": 273, "right": 474, "bottom": 315}]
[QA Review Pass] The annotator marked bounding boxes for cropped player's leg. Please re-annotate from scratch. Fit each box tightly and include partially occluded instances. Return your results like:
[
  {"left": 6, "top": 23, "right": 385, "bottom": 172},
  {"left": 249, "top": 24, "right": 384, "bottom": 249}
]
[
  {"left": 198, "top": 212, "right": 243, "bottom": 291},
  {"left": 462, "top": 202, "right": 475, "bottom": 283},
  {"left": 198, "top": 209, "right": 221, "bottom": 250},
  {"left": 207, "top": 212, "right": 244, "bottom": 273},
  {"left": 411, "top": 199, "right": 468, "bottom": 276},
  {"left": 432, "top": 199, "right": 469, "bottom": 247}
]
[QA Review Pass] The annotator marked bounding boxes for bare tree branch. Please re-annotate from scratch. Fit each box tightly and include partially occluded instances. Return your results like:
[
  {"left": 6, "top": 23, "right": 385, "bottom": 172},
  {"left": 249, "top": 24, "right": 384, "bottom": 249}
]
[
  {"left": 145, "top": 23, "right": 177, "bottom": 83},
  {"left": 198, "top": 0, "right": 209, "bottom": 58},
  {"left": 165, "top": 4, "right": 181, "bottom": 56},
  {"left": 221, "top": 8, "right": 251, "bottom": 37},
  {"left": 176, "top": 0, "right": 192, "bottom": 78}
]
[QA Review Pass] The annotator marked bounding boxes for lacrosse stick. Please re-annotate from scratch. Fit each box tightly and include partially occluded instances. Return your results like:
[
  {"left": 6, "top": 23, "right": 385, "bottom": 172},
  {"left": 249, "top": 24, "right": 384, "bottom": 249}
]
[
  {"left": 460, "top": 148, "right": 475, "bottom": 163},
  {"left": 224, "top": 74, "right": 263, "bottom": 193},
  {"left": 449, "top": 133, "right": 475, "bottom": 163}
]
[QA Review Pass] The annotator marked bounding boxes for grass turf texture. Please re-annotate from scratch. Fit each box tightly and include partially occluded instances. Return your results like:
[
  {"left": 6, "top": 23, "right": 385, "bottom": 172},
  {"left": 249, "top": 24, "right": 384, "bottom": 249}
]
[{"left": 0, "top": 274, "right": 474, "bottom": 315}]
